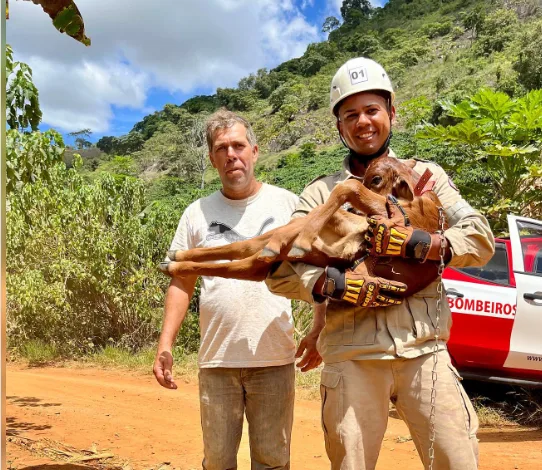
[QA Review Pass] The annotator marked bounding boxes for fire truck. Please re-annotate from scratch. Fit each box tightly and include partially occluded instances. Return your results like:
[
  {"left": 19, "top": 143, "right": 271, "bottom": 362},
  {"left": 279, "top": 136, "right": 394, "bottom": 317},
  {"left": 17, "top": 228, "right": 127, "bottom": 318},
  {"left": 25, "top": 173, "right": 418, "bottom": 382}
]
[{"left": 444, "top": 215, "right": 542, "bottom": 387}]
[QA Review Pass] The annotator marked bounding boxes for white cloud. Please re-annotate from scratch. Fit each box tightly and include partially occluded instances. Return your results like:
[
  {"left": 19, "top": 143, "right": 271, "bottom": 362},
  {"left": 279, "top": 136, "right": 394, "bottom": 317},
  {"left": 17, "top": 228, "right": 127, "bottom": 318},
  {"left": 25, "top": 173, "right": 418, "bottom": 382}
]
[
  {"left": 7, "top": 0, "right": 318, "bottom": 133},
  {"left": 27, "top": 58, "right": 148, "bottom": 132}
]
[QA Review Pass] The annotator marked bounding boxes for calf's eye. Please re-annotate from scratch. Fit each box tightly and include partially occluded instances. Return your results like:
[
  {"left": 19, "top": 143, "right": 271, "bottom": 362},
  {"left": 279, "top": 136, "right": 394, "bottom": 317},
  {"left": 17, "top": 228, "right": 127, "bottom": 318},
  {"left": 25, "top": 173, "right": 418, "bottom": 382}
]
[{"left": 371, "top": 176, "right": 383, "bottom": 186}]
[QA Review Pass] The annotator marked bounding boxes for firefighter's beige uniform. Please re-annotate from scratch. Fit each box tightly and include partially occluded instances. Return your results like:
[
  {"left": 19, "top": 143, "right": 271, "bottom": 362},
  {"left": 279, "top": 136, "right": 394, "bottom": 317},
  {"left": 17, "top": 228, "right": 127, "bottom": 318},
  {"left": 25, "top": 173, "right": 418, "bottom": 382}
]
[{"left": 266, "top": 152, "right": 495, "bottom": 470}]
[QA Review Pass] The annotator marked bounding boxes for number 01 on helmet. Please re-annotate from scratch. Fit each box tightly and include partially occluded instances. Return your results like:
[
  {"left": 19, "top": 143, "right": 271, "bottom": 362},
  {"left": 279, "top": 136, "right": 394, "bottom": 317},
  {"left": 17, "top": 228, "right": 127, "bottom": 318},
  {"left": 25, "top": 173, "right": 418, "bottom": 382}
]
[{"left": 330, "top": 57, "right": 395, "bottom": 116}]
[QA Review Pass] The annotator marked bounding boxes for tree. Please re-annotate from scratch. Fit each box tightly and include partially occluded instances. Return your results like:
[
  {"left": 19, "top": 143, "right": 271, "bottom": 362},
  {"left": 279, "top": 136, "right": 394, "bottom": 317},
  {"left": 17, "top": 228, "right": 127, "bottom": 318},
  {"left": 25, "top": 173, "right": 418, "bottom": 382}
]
[
  {"left": 96, "top": 136, "right": 117, "bottom": 154},
  {"left": 183, "top": 117, "right": 209, "bottom": 190},
  {"left": 461, "top": 7, "right": 485, "bottom": 42},
  {"left": 132, "top": 124, "right": 184, "bottom": 175},
  {"left": 322, "top": 16, "right": 340, "bottom": 33},
  {"left": 418, "top": 89, "right": 542, "bottom": 232},
  {"left": 5, "top": 46, "right": 64, "bottom": 192},
  {"left": 68, "top": 128, "right": 92, "bottom": 149},
  {"left": 6, "top": 129, "right": 65, "bottom": 192},
  {"left": 340, "top": 0, "right": 372, "bottom": 24},
  {"left": 476, "top": 9, "right": 518, "bottom": 55},
  {"left": 216, "top": 87, "right": 257, "bottom": 111},
  {"left": 253, "top": 68, "right": 283, "bottom": 99},
  {"left": 6, "top": 44, "right": 42, "bottom": 131},
  {"left": 238, "top": 74, "right": 257, "bottom": 91},
  {"left": 75, "top": 137, "right": 92, "bottom": 149},
  {"left": 514, "top": 23, "right": 542, "bottom": 90}
]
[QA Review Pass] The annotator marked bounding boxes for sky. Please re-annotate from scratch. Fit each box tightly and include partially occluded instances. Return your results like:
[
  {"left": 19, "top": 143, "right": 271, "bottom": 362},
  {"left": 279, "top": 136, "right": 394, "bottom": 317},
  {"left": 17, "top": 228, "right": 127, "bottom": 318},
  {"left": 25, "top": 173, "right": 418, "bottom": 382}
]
[{"left": 7, "top": 0, "right": 387, "bottom": 144}]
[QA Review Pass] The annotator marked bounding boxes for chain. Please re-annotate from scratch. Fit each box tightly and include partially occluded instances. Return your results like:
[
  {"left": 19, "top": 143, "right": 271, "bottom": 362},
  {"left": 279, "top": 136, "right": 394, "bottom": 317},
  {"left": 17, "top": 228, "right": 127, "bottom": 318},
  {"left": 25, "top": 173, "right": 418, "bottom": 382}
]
[{"left": 428, "top": 207, "right": 447, "bottom": 470}]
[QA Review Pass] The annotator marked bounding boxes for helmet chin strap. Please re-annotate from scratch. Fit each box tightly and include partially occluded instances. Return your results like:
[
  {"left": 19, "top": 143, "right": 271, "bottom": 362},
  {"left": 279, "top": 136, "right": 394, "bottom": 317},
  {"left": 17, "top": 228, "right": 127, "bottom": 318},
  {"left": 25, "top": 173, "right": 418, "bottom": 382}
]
[{"left": 342, "top": 131, "right": 393, "bottom": 162}]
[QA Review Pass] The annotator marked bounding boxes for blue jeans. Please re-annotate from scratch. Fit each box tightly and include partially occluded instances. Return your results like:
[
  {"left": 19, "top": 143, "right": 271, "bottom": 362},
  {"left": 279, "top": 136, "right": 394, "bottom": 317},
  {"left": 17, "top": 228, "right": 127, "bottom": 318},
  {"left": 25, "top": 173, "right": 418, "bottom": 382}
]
[{"left": 198, "top": 363, "right": 295, "bottom": 470}]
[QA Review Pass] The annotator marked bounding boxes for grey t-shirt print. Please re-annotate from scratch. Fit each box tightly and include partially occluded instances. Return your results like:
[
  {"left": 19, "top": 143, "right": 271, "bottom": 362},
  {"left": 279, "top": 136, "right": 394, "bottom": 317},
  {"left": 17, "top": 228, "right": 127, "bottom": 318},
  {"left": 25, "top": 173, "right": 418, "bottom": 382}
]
[{"left": 205, "top": 217, "right": 275, "bottom": 242}]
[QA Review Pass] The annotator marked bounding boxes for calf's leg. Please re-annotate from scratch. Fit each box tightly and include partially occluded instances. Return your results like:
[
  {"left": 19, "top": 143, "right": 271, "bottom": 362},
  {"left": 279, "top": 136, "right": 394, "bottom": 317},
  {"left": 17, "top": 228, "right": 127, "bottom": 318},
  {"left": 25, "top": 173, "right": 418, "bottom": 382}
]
[
  {"left": 161, "top": 253, "right": 271, "bottom": 281},
  {"left": 287, "top": 179, "right": 388, "bottom": 257}
]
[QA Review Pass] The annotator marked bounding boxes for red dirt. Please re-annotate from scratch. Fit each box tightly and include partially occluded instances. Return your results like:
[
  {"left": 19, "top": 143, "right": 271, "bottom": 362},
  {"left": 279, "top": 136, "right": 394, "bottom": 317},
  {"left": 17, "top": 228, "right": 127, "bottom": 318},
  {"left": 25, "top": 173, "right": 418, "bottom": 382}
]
[{"left": 6, "top": 365, "right": 542, "bottom": 469}]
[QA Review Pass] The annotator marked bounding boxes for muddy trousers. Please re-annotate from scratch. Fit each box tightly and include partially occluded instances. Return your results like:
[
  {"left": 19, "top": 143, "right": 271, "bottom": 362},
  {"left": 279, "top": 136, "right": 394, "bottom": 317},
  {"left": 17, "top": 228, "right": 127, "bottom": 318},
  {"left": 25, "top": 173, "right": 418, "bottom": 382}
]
[
  {"left": 320, "top": 350, "right": 479, "bottom": 470},
  {"left": 198, "top": 363, "right": 295, "bottom": 470}
]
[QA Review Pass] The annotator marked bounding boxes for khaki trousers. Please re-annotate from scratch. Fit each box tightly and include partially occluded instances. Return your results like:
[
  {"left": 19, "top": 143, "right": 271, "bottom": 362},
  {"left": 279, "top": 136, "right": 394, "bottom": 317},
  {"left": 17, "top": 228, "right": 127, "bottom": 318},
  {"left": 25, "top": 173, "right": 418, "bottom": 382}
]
[
  {"left": 320, "top": 350, "right": 479, "bottom": 470},
  {"left": 199, "top": 363, "right": 295, "bottom": 470}
]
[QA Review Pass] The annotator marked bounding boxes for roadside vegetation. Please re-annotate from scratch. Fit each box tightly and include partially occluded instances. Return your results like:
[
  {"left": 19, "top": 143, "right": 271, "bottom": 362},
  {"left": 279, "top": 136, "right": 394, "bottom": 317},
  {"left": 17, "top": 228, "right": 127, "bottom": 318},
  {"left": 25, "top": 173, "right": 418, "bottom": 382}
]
[{"left": 5, "top": 0, "right": 542, "bottom": 424}]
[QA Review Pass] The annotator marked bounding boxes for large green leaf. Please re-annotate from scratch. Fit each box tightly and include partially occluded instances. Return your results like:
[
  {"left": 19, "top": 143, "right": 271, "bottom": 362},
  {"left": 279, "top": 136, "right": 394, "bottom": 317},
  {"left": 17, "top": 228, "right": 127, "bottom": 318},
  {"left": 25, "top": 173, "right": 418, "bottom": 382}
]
[{"left": 27, "top": 0, "right": 90, "bottom": 46}]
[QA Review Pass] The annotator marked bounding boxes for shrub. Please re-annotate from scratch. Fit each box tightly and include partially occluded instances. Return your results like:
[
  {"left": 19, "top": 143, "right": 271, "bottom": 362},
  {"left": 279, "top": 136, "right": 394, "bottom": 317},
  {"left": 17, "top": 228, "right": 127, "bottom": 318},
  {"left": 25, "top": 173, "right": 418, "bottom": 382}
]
[
  {"left": 420, "top": 21, "right": 453, "bottom": 39},
  {"left": 7, "top": 155, "right": 186, "bottom": 353},
  {"left": 514, "top": 23, "right": 542, "bottom": 90},
  {"left": 476, "top": 9, "right": 518, "bottom": 55}
]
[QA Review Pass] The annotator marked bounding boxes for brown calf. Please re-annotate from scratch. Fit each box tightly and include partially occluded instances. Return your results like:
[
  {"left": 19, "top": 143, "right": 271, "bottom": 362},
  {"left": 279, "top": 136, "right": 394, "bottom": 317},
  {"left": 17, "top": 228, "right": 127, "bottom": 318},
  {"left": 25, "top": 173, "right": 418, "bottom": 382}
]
[{"left": 160, "top": 157, "right": 447, "bottom": 298}]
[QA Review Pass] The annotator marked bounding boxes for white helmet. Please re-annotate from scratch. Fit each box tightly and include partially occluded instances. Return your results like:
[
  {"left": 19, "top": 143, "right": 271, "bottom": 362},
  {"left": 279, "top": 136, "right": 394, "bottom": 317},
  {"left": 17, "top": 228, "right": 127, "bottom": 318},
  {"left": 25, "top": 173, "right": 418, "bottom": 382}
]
[{"left": 330, "top": 57, "right": 395, "bottom": 116}]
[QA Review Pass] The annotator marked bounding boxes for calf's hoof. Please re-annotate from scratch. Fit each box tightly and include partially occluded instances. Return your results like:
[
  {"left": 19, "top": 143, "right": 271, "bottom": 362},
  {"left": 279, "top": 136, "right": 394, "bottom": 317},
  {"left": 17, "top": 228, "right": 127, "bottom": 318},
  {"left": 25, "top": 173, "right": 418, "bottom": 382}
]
[
  {"left": 159, "top": 261, "right": 172, "bottom": 276},
  {"left": 167, "top": 250, "right": 178, "bottom": 261},
  {"left": 287, "top": 245, "right": 308, "bottom": 258},
  {"left": 258, "top": 247, "right": 279, "bottom": 261}
]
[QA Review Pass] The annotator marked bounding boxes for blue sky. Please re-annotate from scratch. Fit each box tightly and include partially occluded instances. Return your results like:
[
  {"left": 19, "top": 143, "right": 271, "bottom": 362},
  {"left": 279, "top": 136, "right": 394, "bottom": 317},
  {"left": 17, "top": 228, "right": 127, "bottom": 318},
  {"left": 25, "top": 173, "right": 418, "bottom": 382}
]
[{"left": 8, "top": 0, "right": 387, "bottom": 145}]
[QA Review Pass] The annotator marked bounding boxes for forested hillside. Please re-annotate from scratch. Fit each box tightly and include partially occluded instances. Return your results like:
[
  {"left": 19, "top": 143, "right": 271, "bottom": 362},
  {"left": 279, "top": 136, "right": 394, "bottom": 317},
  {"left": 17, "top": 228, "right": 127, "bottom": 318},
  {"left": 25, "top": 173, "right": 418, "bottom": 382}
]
[{"left": 6, "top": 0, "right": 542, "bottom": 356}]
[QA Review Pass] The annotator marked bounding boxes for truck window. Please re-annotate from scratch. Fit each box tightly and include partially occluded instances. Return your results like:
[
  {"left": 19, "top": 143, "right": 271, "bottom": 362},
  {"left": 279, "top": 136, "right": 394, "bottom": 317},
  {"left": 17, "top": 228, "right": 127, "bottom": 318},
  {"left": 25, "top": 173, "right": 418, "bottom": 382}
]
[
  {"left": 456, "top": 243, "right": 509, "bottom": 285},
  {"left": 535, "top": 252, "right": 542, "bottom": 274},
  {"left": 517, "top": 220, "right": 542, "bottom": 275}
]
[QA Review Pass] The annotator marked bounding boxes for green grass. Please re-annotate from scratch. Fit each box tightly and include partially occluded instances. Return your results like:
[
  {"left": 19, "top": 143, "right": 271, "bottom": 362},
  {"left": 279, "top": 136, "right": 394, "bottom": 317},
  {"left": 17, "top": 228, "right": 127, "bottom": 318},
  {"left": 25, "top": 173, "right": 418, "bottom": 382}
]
[
  {"left": 82, "top": 345, "right": 199, "bottom": 380},
  {"left": 295, "top": 367, "right": 321, "bottom": 400},
  {"left": 86, "top": 344, "right": 157, "bottom": 371},
  {"left": 19, "top": 339, "right": 59, "bottom": 366}
]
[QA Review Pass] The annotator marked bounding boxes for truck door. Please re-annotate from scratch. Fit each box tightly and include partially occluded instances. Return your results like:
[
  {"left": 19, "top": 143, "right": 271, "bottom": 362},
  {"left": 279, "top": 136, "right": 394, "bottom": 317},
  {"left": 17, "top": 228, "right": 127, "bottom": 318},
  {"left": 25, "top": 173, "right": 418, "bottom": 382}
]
[
  {"left": 444, "top": 241, "right": 516, "bottom": 372},
  {"left": 503, "top": 215, "right": 542, "bottom": 373}
]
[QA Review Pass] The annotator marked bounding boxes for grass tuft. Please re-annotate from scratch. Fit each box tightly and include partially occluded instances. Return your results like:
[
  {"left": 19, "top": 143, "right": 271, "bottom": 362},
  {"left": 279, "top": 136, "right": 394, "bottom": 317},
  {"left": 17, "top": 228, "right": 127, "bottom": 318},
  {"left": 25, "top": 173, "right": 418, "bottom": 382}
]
[
  {"left": 295, "top": 366, "right": 322, "bottom": 400},
  {"left": 88, "top": 344, "right": 156, "bottom": 371},
  {"left": 19, "top": 340, "right": 59, "bottom": 366},
  {"left": 84, "top": 345, "right": 199, "bottom": 382},
  {"left": 465, "top": 381, "right": 542, "bottom": 427},
  {"left": 472, "top": 397, "right": 511, "bottom": 427}
]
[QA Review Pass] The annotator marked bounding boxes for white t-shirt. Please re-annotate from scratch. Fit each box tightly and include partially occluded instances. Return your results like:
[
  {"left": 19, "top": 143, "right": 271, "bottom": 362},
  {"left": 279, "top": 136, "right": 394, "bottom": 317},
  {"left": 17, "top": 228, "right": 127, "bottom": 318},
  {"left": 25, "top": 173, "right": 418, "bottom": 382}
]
[{"left": 170, "top": 183, "right": 299, "bottom": 368}]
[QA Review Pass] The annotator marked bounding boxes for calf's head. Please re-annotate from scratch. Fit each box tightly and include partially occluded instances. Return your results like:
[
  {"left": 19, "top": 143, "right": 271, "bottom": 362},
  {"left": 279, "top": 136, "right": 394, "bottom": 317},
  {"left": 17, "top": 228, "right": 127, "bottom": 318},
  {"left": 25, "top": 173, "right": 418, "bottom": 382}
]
[{"left": 363, "top": 156, "right": 418, "bottom": 201}]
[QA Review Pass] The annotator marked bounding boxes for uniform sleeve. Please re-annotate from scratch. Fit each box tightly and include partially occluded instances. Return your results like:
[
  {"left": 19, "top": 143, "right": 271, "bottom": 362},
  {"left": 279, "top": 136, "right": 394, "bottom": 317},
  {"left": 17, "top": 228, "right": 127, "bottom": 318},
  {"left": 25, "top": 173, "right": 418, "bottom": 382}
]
[
  {"left": 265, "top": 181, "right": 327, "bottom": 303},
  {"left": 432, "top": 165, "right": 495, "bottom": 268},
  {"left": 292, "top": 177, "right": 330, "bottom": 218}
]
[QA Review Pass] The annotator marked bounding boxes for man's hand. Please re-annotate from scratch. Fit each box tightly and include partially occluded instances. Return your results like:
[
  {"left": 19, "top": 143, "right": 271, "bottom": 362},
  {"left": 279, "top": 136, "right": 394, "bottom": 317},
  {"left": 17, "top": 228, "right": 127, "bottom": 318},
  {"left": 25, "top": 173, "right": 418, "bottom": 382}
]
[
  {"left": 295, "top": 330, "right": 323, "bottom": 372},
  {"left": 319, "top": 264, "right": 407, "bottom": 307},
  {"left": 153, "top": 350, "right": 178, "bottom": 390},
  {"left": 365, "top": 196, "right": 433, "bottom": 261}
]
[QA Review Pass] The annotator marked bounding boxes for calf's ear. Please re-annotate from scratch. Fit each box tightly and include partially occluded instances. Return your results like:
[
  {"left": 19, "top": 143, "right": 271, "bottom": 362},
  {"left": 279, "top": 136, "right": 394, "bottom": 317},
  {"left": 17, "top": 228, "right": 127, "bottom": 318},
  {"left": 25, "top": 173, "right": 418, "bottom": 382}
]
[{"left": 393, "top": 176, "right": 414, "bottom": 201}]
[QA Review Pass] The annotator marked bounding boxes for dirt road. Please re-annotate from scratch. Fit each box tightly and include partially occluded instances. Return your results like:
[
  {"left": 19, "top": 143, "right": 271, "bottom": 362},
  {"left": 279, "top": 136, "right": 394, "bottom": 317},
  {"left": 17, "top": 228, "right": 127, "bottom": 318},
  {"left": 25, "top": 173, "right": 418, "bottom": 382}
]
[{"left": 6, "top": 365, "right": 542, "bottom": 469}]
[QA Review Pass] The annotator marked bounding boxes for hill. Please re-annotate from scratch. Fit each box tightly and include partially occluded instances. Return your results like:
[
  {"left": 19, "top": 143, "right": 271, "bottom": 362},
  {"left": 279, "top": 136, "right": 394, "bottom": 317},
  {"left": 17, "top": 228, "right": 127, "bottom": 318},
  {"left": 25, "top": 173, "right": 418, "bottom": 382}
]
[{"left": 91, "top": 0, "right": 542, "bottom": 194}]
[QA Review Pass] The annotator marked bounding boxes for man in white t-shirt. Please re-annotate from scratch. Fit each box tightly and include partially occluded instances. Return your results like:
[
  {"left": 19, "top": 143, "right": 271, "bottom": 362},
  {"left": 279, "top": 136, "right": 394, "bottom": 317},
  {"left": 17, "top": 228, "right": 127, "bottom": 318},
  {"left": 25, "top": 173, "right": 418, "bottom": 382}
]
[{"left": 153, "top": 109, "right": 320, "bottom": 469}]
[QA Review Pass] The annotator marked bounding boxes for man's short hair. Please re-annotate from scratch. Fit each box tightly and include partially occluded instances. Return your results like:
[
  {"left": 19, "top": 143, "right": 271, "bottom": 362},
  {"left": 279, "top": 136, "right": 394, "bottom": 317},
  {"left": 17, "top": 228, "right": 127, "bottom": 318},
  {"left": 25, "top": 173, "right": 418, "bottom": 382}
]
[{"left": 205, "top": 109, "right": 257, "bottom": 152}]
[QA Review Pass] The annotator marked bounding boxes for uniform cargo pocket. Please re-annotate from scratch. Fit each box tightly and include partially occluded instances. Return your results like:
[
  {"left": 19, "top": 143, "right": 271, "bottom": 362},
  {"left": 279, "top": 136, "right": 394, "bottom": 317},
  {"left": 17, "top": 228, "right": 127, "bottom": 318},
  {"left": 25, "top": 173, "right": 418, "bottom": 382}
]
[
  {"left": 320, "top": 367, "right": 342, "bottom": 456},
  {"left": 325, "top": 304, "right": 377, "bottom": 346},
  {"left": 448, "top": 363, "right": 479, "bottom": 438},
  {"left": 406, "top": 282, "right": 451, "bottom": 344},
  {"left": 406, "top": 296, "right": 435, "bottom": 342}
]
